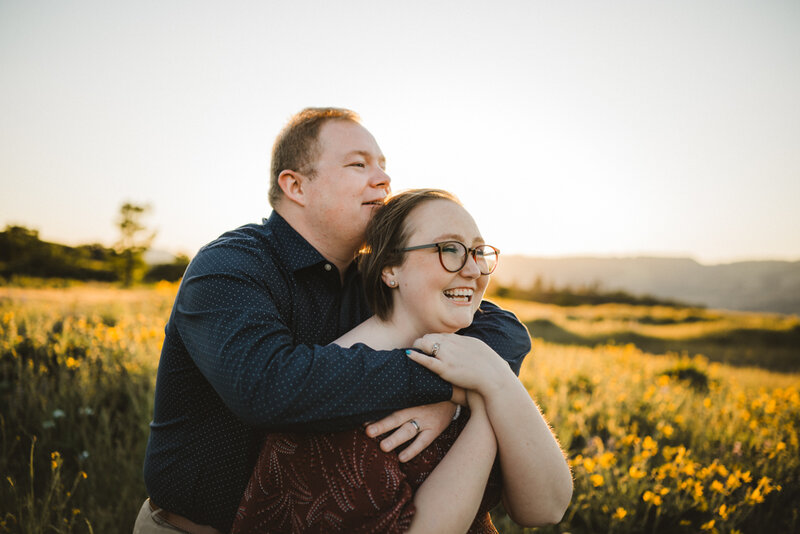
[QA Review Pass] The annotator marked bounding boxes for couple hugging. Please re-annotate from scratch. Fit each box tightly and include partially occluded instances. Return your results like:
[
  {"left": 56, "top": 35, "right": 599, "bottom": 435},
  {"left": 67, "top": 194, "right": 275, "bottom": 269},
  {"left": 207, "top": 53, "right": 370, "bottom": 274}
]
[{"left": 134, "top": 108, "right": 572, "bottom": 534}]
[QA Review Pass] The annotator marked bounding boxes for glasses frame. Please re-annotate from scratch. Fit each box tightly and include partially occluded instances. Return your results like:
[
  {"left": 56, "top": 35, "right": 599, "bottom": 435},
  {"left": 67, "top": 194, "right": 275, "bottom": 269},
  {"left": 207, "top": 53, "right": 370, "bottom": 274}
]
[{"left": 397, "top": 241, "right": 500, "bottom": 275}]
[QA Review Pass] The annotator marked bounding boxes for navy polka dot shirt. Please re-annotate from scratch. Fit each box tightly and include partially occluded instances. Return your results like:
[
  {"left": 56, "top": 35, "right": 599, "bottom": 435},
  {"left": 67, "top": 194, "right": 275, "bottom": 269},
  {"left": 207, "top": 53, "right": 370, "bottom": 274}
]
[{"left": 142, "top": 211, "right": 531, "bottom": 531}]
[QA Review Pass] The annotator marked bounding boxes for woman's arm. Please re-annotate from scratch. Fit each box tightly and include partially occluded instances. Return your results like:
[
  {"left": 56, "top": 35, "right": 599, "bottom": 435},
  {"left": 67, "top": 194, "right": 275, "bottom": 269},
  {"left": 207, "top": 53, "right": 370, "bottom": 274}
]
[
  {"left": 405, "top": 392, "right": 497, "bottom": 534},
  {"left": 408, "top": 335, "right": 573, "bottom": 527}
]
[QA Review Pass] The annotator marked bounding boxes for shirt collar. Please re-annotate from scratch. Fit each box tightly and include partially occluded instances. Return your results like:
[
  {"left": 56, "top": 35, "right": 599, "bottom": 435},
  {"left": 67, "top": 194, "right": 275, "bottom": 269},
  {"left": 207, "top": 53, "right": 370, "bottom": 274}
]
[{"left": 265, "top": 211, "right": 339, "bottom": 273}]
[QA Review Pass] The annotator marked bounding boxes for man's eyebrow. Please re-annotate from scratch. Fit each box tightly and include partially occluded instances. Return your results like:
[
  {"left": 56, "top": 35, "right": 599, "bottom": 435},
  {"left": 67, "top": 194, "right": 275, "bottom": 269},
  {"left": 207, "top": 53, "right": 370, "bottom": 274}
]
[{"left": 345, "top": 150, "right": 386, "bottom": 167}]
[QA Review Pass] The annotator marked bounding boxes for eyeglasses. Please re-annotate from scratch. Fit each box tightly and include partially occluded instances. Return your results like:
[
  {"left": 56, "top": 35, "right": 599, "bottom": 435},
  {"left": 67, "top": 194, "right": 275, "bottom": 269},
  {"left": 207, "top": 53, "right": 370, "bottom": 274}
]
[{"left": 398, "top": 241, "right": 500, "bottom": 275}]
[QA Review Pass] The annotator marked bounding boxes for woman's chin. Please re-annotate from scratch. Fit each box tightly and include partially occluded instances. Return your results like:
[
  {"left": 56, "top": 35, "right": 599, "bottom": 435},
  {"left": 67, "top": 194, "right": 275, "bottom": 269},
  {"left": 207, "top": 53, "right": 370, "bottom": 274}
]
[{"left": 438, "top": 313, "right": 474, "bottom": 333}]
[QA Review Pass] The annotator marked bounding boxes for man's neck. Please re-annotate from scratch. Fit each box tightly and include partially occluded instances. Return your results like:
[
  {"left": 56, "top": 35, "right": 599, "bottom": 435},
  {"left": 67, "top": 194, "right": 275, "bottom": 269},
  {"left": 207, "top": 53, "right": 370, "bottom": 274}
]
[{"left": 276, "top": 208, "right": 360, "bottom": 280}]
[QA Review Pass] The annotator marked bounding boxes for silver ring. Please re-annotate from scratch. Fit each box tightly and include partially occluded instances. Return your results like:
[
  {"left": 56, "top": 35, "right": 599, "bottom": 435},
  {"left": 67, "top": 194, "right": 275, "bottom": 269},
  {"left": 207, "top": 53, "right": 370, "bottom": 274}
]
[
  {"left": 431, "top": 343, "right": 440, "bottom": 357},
  {"left": 409, "top": 419, "right": 421, "bottom": 434}
]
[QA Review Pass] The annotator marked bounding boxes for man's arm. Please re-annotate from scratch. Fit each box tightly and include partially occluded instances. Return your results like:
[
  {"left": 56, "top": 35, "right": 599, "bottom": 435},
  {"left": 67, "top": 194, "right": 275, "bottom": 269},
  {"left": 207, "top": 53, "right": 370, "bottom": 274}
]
[
  {"left": 364, "top": 298, "right": 531, "bottom": 458},
  {"left": 173, "top": 246, "right": 452, "bottom": 432},
  {"left": 458, "top": 299, "right": 531, "bottom": 375}
]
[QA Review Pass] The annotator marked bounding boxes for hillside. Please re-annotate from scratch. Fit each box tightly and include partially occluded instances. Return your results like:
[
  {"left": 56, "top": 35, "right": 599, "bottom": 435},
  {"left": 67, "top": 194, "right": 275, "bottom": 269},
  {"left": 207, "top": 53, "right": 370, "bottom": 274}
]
[{"left": 493, "top": 256, "right": 800, "bottom": 315}]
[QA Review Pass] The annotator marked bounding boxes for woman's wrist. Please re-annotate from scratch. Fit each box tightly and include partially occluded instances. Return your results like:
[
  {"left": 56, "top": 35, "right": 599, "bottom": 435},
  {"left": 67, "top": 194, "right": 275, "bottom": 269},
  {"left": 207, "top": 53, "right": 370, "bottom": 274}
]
[{"left": 478, "top": 363, "right": 517, "bottom": 399}]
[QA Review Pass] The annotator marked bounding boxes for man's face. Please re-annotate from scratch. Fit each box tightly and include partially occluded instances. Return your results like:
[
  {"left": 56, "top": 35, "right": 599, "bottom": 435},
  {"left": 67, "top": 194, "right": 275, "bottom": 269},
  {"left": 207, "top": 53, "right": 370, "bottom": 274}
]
[{"left": 304, "top": 120, "right": 391, "bottom": 248}]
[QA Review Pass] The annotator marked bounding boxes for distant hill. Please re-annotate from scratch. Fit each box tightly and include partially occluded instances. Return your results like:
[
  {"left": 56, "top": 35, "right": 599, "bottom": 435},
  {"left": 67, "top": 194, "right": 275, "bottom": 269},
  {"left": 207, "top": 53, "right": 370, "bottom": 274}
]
[
  {"left": 0, "top": 225, "right": 189, "bottom": 283},
  {"left": 493, "top": 256, "right": 800, "bottom": 315}
]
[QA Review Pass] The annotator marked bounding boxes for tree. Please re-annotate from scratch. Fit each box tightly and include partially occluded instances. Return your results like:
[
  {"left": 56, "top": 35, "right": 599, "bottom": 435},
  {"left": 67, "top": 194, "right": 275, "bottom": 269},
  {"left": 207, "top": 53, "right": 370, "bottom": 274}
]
[{"left": 115, "top": 202, "right": 156, "bottom": 287}]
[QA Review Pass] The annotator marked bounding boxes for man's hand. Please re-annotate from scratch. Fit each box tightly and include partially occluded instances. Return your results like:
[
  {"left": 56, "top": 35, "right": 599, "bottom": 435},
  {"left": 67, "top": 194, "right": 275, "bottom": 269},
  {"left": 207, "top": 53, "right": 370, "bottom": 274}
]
[{"left": 365, "top": 401, "right": 457, "bottom": 462}]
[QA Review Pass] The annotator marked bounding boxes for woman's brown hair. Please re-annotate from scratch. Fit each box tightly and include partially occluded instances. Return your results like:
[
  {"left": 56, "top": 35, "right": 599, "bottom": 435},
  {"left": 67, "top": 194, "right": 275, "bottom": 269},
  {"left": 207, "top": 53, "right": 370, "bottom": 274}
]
[{"left": 360, "top": 189, "right": 461, "bottom": 320}]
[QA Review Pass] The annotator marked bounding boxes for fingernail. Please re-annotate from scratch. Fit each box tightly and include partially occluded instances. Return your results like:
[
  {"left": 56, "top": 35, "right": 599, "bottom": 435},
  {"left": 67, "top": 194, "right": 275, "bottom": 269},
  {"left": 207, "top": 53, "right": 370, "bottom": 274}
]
[
  {"left": 366, "top": 427, "right": 375, "bottom": 437},
  {"left": 405, "top": 349, "right": 411, "bottom": 355}
]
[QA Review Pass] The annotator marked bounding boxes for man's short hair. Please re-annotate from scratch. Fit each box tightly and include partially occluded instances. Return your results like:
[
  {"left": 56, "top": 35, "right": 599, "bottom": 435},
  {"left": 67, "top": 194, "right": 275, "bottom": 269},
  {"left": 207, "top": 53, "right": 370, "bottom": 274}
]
[
  {"left": 269, "top": 107, "right": 361, "bottom": 208},
  {"left": 359, "top": 189, "right": 461, "bottom": 320}
]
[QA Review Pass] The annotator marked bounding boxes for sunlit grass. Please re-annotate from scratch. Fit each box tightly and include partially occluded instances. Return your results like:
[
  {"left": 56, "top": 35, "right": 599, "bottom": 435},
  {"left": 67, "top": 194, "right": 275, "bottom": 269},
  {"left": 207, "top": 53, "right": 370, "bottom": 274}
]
[{"left": 1, "top": 285, "right": 798, "bottom": 532}]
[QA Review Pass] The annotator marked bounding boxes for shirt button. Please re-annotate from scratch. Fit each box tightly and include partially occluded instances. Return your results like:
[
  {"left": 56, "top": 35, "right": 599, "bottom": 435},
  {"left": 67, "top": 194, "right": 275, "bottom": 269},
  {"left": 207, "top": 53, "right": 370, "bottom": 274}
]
[{"left": 324, "top": 263, "right": 332, "bottom": 271}]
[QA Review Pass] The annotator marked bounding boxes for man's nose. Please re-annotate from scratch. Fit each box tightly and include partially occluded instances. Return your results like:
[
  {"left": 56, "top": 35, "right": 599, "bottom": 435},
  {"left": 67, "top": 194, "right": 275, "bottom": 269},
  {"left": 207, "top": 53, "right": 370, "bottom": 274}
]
[{"left": 371, "top": 167, "right": 391, "bottom": 192}]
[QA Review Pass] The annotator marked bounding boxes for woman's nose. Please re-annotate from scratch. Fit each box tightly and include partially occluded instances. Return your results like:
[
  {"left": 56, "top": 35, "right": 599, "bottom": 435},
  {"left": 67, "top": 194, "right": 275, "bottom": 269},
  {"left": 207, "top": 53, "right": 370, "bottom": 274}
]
[{"left": 459, "top": 253, "right": 482, "bottom": 278}]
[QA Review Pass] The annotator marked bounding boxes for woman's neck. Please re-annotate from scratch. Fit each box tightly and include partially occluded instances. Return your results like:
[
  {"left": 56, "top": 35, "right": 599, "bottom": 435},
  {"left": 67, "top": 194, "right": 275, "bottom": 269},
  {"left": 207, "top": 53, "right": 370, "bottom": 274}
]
[{"left": 334, "top": 312, "right": 425, "bottom": 350}]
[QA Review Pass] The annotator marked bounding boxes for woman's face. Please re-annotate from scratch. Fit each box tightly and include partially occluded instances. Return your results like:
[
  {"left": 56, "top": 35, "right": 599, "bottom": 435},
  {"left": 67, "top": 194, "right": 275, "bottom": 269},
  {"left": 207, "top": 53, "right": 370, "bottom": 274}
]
[{"left": 385, "top": 199, "right": 490, "bottom": 334}]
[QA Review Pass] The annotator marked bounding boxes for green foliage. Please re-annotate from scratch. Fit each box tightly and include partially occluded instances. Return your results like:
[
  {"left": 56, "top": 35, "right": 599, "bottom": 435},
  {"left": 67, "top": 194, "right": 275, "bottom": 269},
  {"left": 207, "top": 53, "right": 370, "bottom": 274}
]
[
  {"left": 142, "top": 255, "right": 190, "bottom": 283},
  {"left": 0, "top": 290, "right": 166, "bottom": 533},
  {"left": 522, "top": 319, "right": 800, "bottom": 373},
  {"left": 2, "top": 286, "right": 798, "bottom": 533},
  {"left": 491, "top": 342, "right": 800, "bottom": 533},
  {"left": 0, "top": 220, "right": 184, "bottom": 285},
  {"left": 489, "top": 278, "right": 696, "bottom": 308},
  {"left": 114, "top": 203, "right": 155, "bottom": 287},
  {"left": 0, "top": 226, "right": 118, "bottom": 282}
]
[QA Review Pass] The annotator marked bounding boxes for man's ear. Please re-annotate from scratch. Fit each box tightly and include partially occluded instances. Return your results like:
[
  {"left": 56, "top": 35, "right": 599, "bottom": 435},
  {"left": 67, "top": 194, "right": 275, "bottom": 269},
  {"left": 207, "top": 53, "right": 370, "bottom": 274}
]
[{"left": 277, "top": 170, "right": 307, "bottom": 206}]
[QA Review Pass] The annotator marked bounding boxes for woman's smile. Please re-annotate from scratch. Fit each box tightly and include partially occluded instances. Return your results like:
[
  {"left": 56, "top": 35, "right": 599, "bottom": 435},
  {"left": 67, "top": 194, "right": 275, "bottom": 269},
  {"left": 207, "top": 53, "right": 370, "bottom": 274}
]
[{"left": 442, "top": 287, "right": 475, "bottom": 304}]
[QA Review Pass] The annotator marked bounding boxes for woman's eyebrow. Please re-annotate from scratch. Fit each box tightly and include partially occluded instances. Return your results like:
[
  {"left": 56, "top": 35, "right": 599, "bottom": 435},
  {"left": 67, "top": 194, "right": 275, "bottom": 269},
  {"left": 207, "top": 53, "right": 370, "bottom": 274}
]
[{"left": 433, "top": 233, "right": 485, "bottom": 245}]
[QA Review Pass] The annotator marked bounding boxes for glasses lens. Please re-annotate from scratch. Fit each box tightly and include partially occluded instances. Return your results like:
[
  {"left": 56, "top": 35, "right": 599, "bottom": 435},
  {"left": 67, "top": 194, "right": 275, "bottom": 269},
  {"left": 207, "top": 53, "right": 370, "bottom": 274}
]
[
  {"left": 439, "top": 242, "right": 468, "bottom": 272},
  {"left": 474, "top": 246, "right": 498, "bottom": 274}
]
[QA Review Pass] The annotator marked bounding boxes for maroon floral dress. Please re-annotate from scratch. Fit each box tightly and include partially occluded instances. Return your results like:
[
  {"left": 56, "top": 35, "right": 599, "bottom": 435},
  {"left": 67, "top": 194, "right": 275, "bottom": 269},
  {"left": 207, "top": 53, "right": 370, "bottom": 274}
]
[{"left": 231, "top": 410, "right": 501, "bottom": 533}]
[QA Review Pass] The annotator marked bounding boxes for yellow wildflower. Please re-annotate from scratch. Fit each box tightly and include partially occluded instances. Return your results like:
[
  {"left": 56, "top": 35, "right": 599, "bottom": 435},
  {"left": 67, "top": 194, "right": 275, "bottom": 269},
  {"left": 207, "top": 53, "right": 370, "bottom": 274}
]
[
  {"left": 693, "top": 481, "right": 704, "bottom": 501},
  {"left": 701, "top": 519, "right": 715, "bottom": 531},
  {"left": 65, "top": 356, "right": 80, "bottom": 369},
  {"left": 629, "top": 466, "right": 647, "bottom": 479},
  {"left": 748, "top": 487, "right": 764, "bottom": 504},
  {"left": 612, "top": 507, "right": 627, "bottom": 520},
  {"left": 583, "top": 457, "right": 596, "bottom": 473},
  {"left": 710, "top": 480, "right": 726, "bottom": 494},
  {"left": 598, "top": 452, "right": 615, "bottom": 468},
  {"left": 590, "top": 474, "right": 604, "bottom": 487}
]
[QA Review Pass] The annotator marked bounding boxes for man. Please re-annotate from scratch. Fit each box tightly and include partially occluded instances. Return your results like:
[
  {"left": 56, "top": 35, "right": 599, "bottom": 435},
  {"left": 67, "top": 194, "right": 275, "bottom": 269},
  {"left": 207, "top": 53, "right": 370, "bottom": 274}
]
[{"left": 135, "top": 108, "right": 530, "bottom": 533}]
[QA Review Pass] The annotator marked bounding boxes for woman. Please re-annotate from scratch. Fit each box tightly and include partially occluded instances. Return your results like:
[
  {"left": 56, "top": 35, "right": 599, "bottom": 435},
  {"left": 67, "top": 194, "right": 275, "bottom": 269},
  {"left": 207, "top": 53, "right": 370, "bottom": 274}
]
[{"left": 232, "top": 189, "right": 572, "bottom": 533}]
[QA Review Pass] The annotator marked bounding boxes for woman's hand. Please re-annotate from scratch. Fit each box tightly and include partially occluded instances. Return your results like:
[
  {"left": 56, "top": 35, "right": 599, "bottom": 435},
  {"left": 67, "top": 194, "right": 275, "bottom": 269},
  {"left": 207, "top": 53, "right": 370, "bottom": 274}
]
[
  {"left": 407, "top": 334, "right": 513, "bottom": 396},
  {"left": 364, "top": 401, "right": 458, "bottom": 462}
]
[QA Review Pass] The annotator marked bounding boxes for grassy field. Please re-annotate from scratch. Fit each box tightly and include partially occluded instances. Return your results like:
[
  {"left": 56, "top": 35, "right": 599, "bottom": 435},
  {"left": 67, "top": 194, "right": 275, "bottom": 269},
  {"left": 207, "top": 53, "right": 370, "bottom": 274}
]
[
  {"left": 492, "top": 297, "right": 800, "bottom": 374},
  {"left": 1, "top": 285, "right": 798, "bottom": 533}
]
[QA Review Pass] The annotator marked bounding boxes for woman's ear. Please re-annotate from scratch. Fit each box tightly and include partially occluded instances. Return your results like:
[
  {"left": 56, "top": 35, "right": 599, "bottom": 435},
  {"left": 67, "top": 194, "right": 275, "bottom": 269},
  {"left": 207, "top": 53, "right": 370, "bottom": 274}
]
[
  {"left": 277, "top": 170, "right": 307, "bottom": 206},
  {"left": 381, "top": 267, "right": 399, "bottom": 288}
]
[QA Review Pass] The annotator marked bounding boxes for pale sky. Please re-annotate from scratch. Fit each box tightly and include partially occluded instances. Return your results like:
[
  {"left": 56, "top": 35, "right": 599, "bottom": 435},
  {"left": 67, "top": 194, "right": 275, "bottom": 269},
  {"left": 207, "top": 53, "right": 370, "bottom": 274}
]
[{"left": 1, "top": 0, "right": 798, "bottom": 264}]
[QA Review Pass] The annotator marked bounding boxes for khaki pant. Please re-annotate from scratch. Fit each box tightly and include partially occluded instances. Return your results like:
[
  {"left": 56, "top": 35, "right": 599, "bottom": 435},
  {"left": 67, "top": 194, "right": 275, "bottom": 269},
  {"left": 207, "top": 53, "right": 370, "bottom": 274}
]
[
  {"left": 132, "top": 499, "right": 222, "bottom": 534},
  {"left": 133, "top": 499, "right": 186, "bottom": 533}
]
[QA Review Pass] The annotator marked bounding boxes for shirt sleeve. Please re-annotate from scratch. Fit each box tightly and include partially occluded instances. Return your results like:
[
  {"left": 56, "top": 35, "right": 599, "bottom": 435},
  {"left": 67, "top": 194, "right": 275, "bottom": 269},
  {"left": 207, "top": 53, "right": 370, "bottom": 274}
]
[
  {"left": 458, "top": 299, "right": 532, "bottom": 375},
  {"left": 172, "top": 245, "right": 452, "bottom": 431}
]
